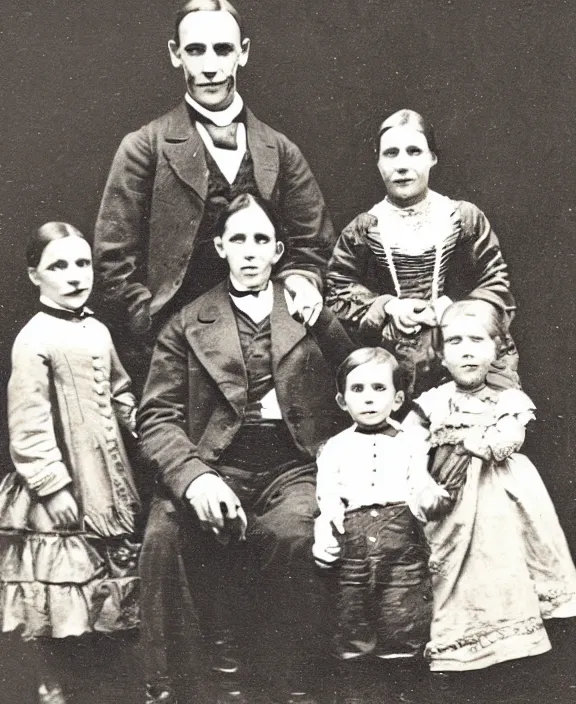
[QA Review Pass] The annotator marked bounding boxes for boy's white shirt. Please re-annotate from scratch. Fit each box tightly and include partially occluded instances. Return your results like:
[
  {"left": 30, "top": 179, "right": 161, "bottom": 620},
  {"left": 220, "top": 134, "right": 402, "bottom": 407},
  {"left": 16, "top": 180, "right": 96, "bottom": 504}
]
[{"left": 316, "top": 420, "right": 433, "bottom": 524}]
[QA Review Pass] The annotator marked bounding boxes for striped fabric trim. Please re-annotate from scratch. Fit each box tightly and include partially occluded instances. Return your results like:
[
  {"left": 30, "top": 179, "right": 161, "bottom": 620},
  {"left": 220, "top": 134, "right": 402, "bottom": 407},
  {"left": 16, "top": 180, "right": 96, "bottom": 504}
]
[{"left": 367, "top": 192, "right": 461, "bottom": 301}]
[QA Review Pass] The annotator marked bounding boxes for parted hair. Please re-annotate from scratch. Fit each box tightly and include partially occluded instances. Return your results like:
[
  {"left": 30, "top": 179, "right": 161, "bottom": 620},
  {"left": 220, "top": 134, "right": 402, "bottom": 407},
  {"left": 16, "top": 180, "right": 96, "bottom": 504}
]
[
  {"left": 212, "top": 193, "right": 288, "bottom": 246},
  {"left": 336, "top": 347, "right": 406, "bottom": 396},
  {"left": 26, "top": 222, "right": 86, "bottom": 268},
  {"left": 376, "top": 108, "right": 438, "bottom": 157},
  {"left": 173, "top": 0, "right": 244, "bottom": 44}
]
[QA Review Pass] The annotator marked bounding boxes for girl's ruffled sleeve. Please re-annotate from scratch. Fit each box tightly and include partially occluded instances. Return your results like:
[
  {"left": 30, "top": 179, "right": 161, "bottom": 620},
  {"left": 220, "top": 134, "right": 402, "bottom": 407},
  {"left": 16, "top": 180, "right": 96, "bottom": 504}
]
[
  {"left": 494, "top": 388, "right": 536, "bottom": 425},
  {"left": 8, "top": 332, "right": 72, "bottom": 496},
  {"left": 467, "top": 389, "right": 535, "bottom": 462}
]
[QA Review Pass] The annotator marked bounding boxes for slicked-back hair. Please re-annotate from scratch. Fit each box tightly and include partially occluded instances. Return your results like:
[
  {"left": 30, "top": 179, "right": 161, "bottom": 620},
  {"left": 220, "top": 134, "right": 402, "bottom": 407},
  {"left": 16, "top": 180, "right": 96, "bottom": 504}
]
[
  {"left": 440, "top": 299, "right": 508, "bottom": 358},
  {"left": 336, "top": 347, "right": 405, "bottom": 396},
  {"left": 376, "top": 108, "right": 438, "bottom": 157},
  {"left": 173, "top": 0, "right": 244, "bottom": 44},
  {"left": 26, "top": 222, "right": 86, "bottom": 268}
]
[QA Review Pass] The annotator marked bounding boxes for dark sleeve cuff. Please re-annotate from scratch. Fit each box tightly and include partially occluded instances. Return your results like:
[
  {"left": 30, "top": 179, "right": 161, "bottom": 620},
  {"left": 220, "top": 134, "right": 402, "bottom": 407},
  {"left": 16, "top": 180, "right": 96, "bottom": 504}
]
[{"left": 164, "top": 458, "right": 219, "bottom": 501}]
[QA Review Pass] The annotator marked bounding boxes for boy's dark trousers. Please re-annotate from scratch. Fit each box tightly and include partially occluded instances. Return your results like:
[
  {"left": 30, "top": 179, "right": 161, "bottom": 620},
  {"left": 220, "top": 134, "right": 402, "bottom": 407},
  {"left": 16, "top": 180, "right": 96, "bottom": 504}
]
[{"left": 333, "top": 503, "right": 432, "bottom": 660}]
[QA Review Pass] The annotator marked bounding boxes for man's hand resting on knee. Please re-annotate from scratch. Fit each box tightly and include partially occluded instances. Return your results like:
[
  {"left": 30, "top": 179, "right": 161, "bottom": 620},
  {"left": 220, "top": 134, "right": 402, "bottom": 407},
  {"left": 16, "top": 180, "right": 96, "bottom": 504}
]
[{"left": 185, "top": 473, "right": 247, "bottom": 544}]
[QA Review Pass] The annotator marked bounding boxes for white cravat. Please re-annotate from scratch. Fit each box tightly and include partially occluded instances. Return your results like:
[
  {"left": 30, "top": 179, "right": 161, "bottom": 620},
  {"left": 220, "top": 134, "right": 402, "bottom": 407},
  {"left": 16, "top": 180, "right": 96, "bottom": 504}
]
[{"left": 186, "top": 92, "right": 247, "bottom": 184}]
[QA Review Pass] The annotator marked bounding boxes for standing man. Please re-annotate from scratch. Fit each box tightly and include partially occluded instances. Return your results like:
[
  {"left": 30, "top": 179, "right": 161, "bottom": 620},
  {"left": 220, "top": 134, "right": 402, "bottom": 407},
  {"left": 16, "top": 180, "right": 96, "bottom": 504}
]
[
  {"left": 93, "top": 3, "right": 335, "bottom": 703},
  {"left": 93, "top": 0, "right": 334, "bottom": 390}
]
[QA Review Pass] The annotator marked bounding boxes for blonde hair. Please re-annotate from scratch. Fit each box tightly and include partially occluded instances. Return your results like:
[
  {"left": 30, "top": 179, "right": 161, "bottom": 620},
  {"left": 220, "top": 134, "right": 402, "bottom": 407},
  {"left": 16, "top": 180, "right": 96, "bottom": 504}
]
[{"left": 440, "top": 299, "right": 508, "bottom": 358}]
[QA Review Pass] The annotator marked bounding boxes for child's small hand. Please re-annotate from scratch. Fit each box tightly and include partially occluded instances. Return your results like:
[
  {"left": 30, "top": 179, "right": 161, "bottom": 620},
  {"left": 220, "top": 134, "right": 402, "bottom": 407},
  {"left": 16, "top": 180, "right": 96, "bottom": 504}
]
[
  {"left": 312, "top": 516, "right": 343, "bottom": 568},
  {"left": 44, "top": 487, "right": 79, "bottom": 528},
  {"left": 461, "top": 428, "right": 491, "bottom": 460},
  {"left": 420, "top": 485, "right": 454, "bottom": 522}
]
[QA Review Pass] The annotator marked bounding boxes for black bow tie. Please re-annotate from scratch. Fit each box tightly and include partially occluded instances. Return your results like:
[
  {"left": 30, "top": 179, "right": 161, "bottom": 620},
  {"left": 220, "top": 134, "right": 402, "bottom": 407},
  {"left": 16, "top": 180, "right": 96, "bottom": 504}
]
[
  {"left": 187, "top": 104, "right": 246, "bottom": 150},
  {"left": 39, "top": 303, "right": 93, "bottom": 321},
  {"left": 228, "top": 282, "right": 263, "bottom": 298}
]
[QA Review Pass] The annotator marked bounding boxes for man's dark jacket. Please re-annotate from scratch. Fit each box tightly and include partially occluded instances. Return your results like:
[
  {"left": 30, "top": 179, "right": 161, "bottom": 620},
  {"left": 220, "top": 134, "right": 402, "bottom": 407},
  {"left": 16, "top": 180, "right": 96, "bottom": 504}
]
[
  {"left": 93, "top": 103, "right": 335, "bottom": 335},
  {"left": 137, "top": 280, "right": 353, "bottom": 502}
]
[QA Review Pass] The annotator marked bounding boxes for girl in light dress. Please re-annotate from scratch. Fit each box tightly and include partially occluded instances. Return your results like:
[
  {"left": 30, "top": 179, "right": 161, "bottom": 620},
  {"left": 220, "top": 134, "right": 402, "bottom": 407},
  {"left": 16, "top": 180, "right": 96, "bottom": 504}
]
[
  {"left": 0, "top": 223, "right": 140, "bottom": 703},
  {"left": 326, "top": 108, "right": 518, "bottom": 399},
  {"left": 404, "top": 299, "right": 576, "bottom": 675}
]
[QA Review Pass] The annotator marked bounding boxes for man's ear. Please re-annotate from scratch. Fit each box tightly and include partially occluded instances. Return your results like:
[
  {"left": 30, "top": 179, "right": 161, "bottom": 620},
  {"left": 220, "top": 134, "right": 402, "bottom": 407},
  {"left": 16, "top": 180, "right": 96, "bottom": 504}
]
[
  {"left": 28, "top": 267, "right": 40, "bottom": 287},
  {"left": 238, "top": 37, "right": 250, "bottom": 67},
  {"left": 392, "top": 390, "right": 405, "bottom": 412},
  {"left": 168, "top": 40, "right": 183, "bottom": 69},
  {"left": 272, "top": 241, "right": 285, "bottom": 264},
  {"left": 336, "top": 392, "right": 347, "bottom": 412},
  {"left": 214, "top": 237, "right": 227, "bottom": 260}
]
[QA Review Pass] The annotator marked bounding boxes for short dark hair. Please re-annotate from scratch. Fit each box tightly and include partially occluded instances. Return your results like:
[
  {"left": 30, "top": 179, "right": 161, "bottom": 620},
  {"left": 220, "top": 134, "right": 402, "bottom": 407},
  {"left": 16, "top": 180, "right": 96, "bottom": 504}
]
[
  {"left": 376, "top": 109, "right": 438, "bottom": 157},
  {"left": 173, "top": 0, "right": 244, "bottom": 44},
  {"left": 26, "top": 222, "right": 86, "bottom": 268},
  {"left": 212, "top": 193, "right": 288, "bottom": 246},
  {"left": 336, "top": 347, "right": 405, "bottom": 396},
  {"left": 440, "top": 299, "right": 508, "bottom": 358}
]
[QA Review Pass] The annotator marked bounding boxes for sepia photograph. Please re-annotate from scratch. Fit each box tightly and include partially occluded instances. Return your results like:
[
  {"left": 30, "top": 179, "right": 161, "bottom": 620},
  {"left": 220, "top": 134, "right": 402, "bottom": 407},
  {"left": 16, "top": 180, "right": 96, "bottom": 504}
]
[{"left": 0, "top": 1, "right": 574, "bottom": 702}]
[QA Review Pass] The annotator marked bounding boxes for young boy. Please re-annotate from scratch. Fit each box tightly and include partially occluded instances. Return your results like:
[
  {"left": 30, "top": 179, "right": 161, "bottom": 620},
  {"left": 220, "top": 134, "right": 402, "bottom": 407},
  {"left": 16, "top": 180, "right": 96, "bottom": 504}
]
[
  {"left": 313, "top": 348, "right": 445, "bottom": 700},
  {"left": 138, "top": 193, "right": 354, "bottom": 704}
]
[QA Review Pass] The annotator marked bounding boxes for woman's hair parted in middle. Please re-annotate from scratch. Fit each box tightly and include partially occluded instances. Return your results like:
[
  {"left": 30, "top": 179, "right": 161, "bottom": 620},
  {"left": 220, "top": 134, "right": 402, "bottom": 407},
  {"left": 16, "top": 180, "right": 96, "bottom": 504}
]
[
  {"left": 26, "top": 222, "right": 86, "bottom": 268},
  {"left": 336, "top": 347, "right": 406, "bottom": 396},
  {"left": 375, "top": 108, "right": 438, "bottom": 157}
]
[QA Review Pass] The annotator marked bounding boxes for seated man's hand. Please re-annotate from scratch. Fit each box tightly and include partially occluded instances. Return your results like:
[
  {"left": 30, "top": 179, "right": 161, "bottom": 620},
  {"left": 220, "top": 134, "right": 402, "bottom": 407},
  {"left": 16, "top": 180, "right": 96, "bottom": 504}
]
[
  {"left": 283, "top": 274, "right": 323, "bottom": 326},
  {"left": 185, "top": 473, "right": 247, "bottom": 543}
]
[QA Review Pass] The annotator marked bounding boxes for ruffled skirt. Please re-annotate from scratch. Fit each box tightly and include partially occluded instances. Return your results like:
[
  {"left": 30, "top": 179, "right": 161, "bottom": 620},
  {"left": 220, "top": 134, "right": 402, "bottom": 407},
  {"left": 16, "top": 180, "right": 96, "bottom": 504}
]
[
  {"left": 0, "top": 474, "right": 140, "bottom": 640},
  {"left": 424, "top": 453, "right": 576, "bottom": 671}
]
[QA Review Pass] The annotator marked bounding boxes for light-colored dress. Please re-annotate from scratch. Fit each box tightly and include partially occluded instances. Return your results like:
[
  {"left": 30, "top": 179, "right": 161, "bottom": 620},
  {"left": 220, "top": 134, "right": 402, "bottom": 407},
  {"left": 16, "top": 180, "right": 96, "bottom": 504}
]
[
  {"left": 414, "top": 382, "right": 576, "bottom": 671},
  {"left": 0, "top": 309, "right": 141, "bottom": 640}
]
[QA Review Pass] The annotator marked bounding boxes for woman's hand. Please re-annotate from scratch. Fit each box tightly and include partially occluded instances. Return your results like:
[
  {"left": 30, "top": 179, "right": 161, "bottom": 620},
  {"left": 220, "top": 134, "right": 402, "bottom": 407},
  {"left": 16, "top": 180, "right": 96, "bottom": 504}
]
[
  {"left": 44, "top": 487, "right": 79, "bottom": 528},
  {"left": 384, "top": 298, "right": 437, "bottom": 335}
]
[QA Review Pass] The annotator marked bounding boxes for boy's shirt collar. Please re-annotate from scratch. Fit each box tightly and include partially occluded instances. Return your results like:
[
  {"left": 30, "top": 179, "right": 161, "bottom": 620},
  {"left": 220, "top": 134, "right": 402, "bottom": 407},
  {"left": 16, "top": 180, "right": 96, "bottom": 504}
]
[{"left": 353, "top": 417, "right": 402, "bottom": 437}]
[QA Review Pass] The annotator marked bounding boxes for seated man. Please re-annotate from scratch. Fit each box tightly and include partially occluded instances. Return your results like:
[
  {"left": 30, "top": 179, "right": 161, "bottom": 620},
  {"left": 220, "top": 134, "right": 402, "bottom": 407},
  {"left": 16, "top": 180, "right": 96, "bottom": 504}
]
[{"left": 138, "top": 193, "right": 355, "bottom": 704}]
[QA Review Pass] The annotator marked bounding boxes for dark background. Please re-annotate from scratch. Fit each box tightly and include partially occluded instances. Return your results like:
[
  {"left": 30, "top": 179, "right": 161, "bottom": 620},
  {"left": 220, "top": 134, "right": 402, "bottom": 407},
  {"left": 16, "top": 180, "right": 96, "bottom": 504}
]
[
  {"left": 2, "top": 0, "right": 574, "bottom": 540},
  {"left": 1, "top": 2, "right": 575, "bottom": 536},
  {"left": 0, "top": 1, "right": 575, "bottom": 702}
]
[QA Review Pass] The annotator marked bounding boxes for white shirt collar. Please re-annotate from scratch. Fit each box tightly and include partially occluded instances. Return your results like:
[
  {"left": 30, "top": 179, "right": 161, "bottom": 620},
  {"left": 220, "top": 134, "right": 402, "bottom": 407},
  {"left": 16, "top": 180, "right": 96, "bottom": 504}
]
[
  {"left": 185, "top": 92, "right": 244, "bottom": 127},
  {"left": 228, "top": 278, "right": 273, "bottom": 324}
]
